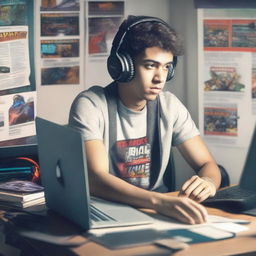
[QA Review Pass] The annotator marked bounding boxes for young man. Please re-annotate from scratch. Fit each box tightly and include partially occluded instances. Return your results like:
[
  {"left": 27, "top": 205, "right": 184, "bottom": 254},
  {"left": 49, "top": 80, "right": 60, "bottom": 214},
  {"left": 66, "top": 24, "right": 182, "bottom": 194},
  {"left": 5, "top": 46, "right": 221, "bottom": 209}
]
[{"left": 69, "top": 15, "right": 221, "bottom": 224}]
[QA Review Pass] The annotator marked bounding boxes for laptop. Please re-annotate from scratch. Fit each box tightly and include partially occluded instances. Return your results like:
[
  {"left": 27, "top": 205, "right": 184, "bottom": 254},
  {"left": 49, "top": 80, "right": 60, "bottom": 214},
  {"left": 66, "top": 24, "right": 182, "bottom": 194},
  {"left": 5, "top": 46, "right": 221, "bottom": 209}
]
[
  {"left": 203, "top": 124, "right": 256, "bottom": 212},
  {"left": 35, "top": 117, "right": 153, "bottom": 230}
]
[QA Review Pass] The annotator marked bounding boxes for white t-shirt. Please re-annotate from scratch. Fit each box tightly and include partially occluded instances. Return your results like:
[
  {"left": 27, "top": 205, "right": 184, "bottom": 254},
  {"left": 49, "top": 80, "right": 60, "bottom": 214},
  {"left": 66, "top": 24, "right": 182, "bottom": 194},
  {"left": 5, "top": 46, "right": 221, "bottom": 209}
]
[{"left": 69, "top": 83, "right": 200, "bottom": 191}]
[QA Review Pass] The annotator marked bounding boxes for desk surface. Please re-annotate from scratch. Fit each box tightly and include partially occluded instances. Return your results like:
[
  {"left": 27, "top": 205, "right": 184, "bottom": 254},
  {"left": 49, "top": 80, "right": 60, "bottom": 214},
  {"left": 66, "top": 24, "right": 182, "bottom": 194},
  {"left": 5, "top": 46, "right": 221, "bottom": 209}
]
[
  {"left": 74, "top": 208, "right": 256, "bottom": 256},
  {"left": 3, "top": 195, "right": 256, "bottom": 256}
]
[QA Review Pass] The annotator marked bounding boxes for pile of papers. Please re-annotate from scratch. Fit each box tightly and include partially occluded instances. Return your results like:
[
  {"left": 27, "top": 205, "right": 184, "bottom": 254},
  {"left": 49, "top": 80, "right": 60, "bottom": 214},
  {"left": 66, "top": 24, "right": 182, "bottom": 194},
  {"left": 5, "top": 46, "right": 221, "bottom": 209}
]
[
  {"left": 0, "top": 180, "right": 45, "bottom": 208},
  {"left": 89, "top": 213, "right": 250, "bottom": 249}
]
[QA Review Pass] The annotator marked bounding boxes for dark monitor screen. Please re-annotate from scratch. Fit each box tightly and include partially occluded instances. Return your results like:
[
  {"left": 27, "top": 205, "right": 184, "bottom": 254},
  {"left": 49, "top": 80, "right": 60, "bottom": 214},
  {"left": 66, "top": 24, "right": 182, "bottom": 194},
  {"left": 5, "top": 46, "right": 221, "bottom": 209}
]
[
  {"left": 0, "top": 135, "right": 38, "bottom": 159},
  {"left": 240, "top": 125, "right": 256, "bottom": 191}
]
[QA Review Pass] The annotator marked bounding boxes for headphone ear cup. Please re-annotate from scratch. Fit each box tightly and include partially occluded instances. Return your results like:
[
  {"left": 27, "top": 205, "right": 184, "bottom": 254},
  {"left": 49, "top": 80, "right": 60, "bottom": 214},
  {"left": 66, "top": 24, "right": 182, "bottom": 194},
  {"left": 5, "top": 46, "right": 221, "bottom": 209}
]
[
  {"left": 107, "top": 54, "right": 122, "bottom": 81},
  {"left": 119, "top": 52, "right": 135, "bottom": 82},
  {"left": 166, "top": 65, "right": 175, "bottom": 81},
  {"left": 166, "top": 56, "right": 177, "bottom": 82},
  {"left": 107, "top": 52, "right": 135, "bottom": 82}
]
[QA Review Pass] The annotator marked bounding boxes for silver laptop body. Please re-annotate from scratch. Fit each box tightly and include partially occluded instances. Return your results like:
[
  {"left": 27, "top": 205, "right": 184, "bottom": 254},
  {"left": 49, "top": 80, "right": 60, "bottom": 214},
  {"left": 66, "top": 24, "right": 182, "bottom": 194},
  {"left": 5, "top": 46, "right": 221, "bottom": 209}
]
[{"left": 35, "top": 117, "right": 153, "bottom": 230}]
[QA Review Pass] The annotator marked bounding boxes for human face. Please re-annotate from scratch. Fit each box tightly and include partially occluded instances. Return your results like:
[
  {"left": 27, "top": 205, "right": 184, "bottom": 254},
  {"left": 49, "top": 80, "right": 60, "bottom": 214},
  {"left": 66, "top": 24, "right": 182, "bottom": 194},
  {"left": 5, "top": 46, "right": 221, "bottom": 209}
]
[{"left": 118, "top": 47, "right": 174, "bottom": 111}]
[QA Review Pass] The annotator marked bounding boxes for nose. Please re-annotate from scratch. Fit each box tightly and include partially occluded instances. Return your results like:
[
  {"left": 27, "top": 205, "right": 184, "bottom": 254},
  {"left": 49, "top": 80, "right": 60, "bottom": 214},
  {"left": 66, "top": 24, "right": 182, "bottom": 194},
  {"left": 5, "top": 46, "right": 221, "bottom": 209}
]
[{"left": 153, "top": 67, "right": 167, "bottom": 83}]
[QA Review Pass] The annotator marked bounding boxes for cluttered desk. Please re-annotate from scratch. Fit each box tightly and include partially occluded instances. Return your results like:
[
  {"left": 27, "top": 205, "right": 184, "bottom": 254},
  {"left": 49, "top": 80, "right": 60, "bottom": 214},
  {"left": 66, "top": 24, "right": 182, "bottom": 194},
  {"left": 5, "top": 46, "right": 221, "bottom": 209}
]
[
  {"left": 1, "top": 193, "right": 256, "bottom": 256},
  {"left": 0, "top": 118, "right": 255, "bottom": 256}
]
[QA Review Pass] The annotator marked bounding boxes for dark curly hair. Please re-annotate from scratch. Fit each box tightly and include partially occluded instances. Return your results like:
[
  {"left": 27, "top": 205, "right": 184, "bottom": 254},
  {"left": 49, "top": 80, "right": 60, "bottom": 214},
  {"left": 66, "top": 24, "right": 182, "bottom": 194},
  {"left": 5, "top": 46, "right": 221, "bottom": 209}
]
[{"left": 119, "top": 18, "right": 184, "bottom": 58}]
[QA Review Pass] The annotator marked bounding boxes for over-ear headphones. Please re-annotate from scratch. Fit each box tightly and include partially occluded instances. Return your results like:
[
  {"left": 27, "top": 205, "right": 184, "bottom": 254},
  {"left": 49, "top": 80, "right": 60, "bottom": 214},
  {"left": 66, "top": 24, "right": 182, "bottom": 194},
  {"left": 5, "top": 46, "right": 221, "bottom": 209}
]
[{"left": 107, "top": 15, "right": 178, "bottom": 83}]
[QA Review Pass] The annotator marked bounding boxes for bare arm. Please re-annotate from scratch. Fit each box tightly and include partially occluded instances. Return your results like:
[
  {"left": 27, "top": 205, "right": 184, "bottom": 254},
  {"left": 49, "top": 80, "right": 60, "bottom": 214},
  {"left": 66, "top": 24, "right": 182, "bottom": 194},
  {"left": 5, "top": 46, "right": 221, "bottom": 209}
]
[
  {"left": 177, "top": 135, "right": 221, "bottom": 202},
  {"left": 85, "top": 139, "right": 208, "bottom": 224}
]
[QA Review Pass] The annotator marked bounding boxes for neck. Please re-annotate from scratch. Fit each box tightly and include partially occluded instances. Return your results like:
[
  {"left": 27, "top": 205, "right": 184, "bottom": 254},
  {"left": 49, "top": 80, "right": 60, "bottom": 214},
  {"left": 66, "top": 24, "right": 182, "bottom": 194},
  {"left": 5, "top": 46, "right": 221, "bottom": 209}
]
[{"left": 117, "top": 83, "right": 146, "bottom": 111}]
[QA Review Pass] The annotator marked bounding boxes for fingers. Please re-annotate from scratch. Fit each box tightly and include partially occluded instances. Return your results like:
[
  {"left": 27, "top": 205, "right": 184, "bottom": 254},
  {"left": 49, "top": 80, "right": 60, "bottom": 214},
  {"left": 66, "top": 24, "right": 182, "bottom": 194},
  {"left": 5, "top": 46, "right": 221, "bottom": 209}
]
[
  {"left": 174, "top": 197, "right": 208, "bottom": 224},
  {"left": 172, "top": 204, "right": 196, "bottom": 224},
  {"left": 181, "top": 198, "right": 207, "bottom": 224},
  {"left": 192, "top": 186, "right": 212, "bottom": 202},
  {"left": 179, "top": 175, "right": 216, "bottom": 202},
  {"left": 181, "top": 175, "right": 198, "bottom": 192},
  {"left": 156, "top": 194, "right": 208, "bottom": 225}
]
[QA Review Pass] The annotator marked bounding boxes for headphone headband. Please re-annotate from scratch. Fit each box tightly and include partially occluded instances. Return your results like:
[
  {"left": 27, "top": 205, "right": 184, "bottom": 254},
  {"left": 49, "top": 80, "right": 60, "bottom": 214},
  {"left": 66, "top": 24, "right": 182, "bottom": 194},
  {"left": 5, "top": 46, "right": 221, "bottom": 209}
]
[
  {"left": 107, "top": 15, "right": 178, "bottom": 83},
  {"left": 111, "top": 15, "right": 170, "bottom": 54}
]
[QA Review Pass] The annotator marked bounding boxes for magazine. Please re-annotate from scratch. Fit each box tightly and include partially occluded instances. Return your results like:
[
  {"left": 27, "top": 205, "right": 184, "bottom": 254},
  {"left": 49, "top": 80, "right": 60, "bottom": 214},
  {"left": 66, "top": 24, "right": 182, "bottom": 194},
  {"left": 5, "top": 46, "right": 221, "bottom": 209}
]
[
  {"left": 0, "top": 180, "right": 45, "bottom": 208},
  {"left": 0, "top": 180, "right": 44, "bottom": 193}
]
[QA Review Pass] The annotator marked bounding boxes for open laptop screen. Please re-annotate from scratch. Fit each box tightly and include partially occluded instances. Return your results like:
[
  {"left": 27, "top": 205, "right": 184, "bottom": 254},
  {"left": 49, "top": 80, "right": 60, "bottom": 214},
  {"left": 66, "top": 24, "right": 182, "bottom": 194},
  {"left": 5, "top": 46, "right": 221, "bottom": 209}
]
[{"left": 240, "top": 125, "right": 256, "bottom": 192}]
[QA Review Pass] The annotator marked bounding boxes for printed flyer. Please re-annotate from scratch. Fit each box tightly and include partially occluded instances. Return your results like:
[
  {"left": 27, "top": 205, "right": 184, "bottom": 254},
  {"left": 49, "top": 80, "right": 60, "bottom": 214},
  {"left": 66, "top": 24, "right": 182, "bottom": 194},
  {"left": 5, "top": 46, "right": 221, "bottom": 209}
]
[{"left": 0, "top": 26, "right": 30, "bottom": 90}]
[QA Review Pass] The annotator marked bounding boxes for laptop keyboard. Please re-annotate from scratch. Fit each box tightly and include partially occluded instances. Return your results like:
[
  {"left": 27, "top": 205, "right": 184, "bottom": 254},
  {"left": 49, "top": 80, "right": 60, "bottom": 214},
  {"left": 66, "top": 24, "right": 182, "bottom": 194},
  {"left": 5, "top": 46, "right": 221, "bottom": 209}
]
[
  {"left": 90, "top": 204, "right": 116, "bottom": 222},
  {"left": 213, "top": 186, "right": 254, "bottom": 200}
]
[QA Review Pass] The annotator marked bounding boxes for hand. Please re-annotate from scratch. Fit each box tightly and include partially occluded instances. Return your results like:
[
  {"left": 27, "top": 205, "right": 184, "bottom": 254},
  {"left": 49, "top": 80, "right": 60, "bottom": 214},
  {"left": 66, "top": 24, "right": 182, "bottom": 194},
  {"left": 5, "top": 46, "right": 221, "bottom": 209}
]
[
  {"left": 179, "top": 175, "right": 216, "bottom": 203},
  {"left": 153, "top": 193, "right": 208, "bottom": 225}
]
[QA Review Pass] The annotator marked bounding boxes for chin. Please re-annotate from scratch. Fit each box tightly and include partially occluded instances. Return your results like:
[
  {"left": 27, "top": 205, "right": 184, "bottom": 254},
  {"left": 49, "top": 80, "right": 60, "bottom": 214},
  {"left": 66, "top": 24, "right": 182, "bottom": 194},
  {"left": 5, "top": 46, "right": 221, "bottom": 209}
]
[{"left": 145, "top": 94, "right": 158, "bottom": 101}]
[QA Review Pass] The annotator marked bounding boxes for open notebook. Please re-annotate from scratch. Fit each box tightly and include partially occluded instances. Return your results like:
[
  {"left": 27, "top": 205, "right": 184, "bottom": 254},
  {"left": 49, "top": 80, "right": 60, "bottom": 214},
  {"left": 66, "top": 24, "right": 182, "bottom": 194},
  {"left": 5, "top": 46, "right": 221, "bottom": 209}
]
[
  {"left": 35, "top": 117, "right": 153, "bottom": 230},
  {"left": 203, "top": 124, "right": 256, "bottom": 211}
]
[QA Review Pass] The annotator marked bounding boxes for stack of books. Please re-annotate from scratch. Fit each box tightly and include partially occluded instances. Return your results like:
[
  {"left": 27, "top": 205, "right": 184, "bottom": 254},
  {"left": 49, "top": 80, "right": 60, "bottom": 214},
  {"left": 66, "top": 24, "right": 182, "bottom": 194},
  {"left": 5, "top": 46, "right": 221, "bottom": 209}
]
[{"left": 0, "top": 180, "right": 45, "bottom": 208}]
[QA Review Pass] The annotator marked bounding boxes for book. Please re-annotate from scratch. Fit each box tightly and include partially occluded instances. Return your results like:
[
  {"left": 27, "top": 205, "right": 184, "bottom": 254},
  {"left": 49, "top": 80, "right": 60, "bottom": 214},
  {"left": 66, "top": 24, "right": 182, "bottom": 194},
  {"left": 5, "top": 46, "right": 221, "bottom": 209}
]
[
  {"left": 0, "top": 189, "right": 44, "bottom": 202},
  {"left": 0, "top": 180, "right": 45, "bottom": 208},
  {"left": 0, "top": 197, "right": 45, "bottom": 208},
  {"left": 0, "top": 180, "right": 44, "bottom": 193}
]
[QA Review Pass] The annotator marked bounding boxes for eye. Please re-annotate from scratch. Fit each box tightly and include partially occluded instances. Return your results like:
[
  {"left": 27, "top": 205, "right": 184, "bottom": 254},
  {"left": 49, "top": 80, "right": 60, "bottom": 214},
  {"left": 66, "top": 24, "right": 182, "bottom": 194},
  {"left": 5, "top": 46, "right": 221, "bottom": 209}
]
[{"left": 144, "top": 63, "right": 156, "bottom": 69}]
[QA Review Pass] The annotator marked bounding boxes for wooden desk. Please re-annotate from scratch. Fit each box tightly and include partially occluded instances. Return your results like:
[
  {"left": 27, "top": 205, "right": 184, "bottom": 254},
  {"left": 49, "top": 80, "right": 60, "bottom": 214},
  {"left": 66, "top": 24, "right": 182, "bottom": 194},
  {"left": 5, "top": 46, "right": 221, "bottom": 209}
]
[
  {"left": 72, "top": 208, "right": 256, "bottom": 256},
  {"left": 3, "top": 197, "right": 256, "bottom": 256}
]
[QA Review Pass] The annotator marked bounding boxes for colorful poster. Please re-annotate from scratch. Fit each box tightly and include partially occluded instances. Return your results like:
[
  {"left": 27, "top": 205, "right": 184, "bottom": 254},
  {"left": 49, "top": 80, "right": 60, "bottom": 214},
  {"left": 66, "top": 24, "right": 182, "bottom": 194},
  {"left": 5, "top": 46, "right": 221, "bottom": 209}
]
[
  {"left": 199, "top": 10, "right": 256, "bottom": 148},
  {"left": 0, "top": 0, "right": 27, "bottom": 26},
  {"left": 204, "top": 105, "right": 238, "bottom": 137},
  {"left": 88, "top": 1, "right": 124, "bottom": 15},
  {"left": 41, "top": 39, "right": 79, "bottom": 58},
  {"left": 41, "top": 66, "right": 79, "bottom": 85},
  {"left": 0, "top": 26, "right": 30, "bottom": 91},
  {"left": 88, "top": 17, "right": 121, "bottom": 56},
  {"left": 0, "top": 91, "right": 36, "bottom": 142},
  {"left": 41, "top": 13, "right": 79, "bottom": 37},
  {"left": 204, "top": 19, "right": 256, "bottom": 52},
  {"left": 40, "top": 0, "right": 79, "bottom": 11}
]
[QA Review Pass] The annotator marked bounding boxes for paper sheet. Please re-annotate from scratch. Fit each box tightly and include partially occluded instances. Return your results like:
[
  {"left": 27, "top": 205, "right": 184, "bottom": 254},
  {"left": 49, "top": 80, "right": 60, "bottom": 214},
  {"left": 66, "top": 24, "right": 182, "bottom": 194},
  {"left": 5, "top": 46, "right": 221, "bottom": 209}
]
[{"left": 89, "top": 214, "right": 249, "bottom": 236}]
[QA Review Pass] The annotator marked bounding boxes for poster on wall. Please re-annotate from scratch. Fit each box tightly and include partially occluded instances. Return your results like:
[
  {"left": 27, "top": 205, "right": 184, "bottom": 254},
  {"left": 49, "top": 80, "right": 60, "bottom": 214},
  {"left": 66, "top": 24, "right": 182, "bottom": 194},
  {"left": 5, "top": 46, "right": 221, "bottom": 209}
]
[
  {"left": 37, "top": 0, "right": 82, "bottom": 86},
  {"left": 204, "top": 19, "right": 256, "bottom": 51},
  {"left": 0, "top": 0, "right": 36, "bottom": 144},
  {"left": 0, "top": 91, "right": 36, "bottom": 142},
  {"left": 0, "top": 0, "right": 27, "bottom": 26},
  {"left": 198, "top": 9, "right": 256, "bottom": 147},
  {"left": 41, "top": 13, "right": 79, "bottom": 37},
  {"left": 41, "top": 39, "right": 79, "bottom": 58},
  {"left": 87, "top": 1, "right": 124, "bottom": 57},
  {"left": 88, "top": 1, "right": 124, "bottom": 15},
  {"left": 0, "top": 26, "right": 30, "bottom": 91},
  {"left": 40, "top": 0, "right": 80, "bottom": 11},
  {"left": 88, "top": 17, "right": 122, "bottom": 56},
  {"left": 202, "top": 51, "right": 251, "bottom": 146}
]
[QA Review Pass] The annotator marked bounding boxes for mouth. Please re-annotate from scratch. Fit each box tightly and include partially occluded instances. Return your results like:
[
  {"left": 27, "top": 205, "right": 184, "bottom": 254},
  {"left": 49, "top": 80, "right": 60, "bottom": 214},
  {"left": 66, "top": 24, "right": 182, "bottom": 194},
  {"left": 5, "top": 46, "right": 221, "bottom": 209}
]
[{"left": 149, "top": 87, "right": 162, "bottom": 94}]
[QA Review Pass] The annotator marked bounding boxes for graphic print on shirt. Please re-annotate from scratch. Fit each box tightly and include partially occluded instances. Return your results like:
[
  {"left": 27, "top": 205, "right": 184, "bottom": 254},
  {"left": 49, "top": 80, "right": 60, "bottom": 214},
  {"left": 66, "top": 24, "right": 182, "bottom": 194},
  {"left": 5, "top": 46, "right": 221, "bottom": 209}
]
[{"left": 115, "top": 136, "right": 151, "bottom": 189}]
